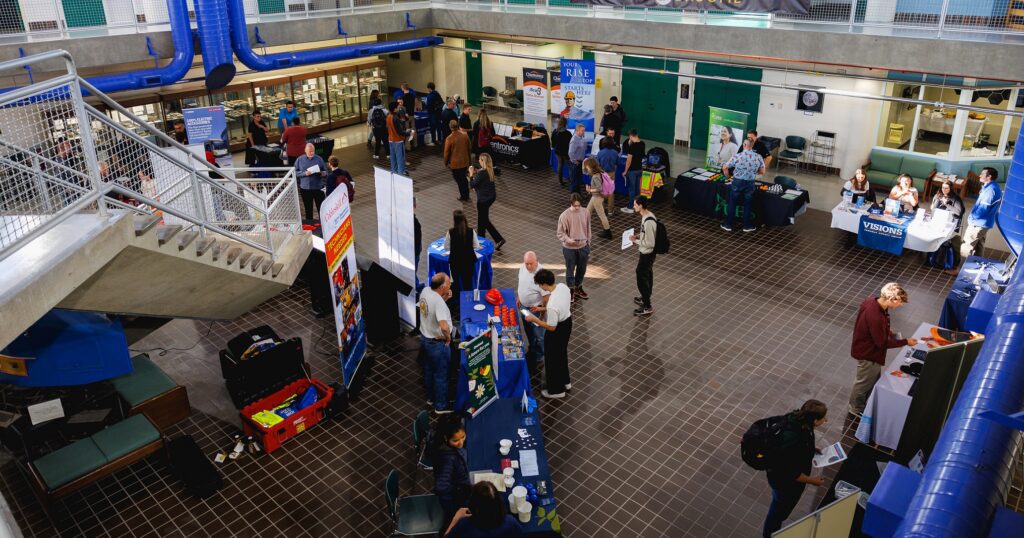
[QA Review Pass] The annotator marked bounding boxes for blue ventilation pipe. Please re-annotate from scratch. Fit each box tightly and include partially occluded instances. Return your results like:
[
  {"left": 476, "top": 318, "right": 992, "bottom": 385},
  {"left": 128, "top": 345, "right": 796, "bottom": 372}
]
[
  {"left": 897, "top": 123, "right": 1024, "bottom": 536},
  {"left": 225, "top": 0, "right": 442, "bottom": 70},
  {"left": 194, "top": 0, "right": 236, "bottom": 90}
]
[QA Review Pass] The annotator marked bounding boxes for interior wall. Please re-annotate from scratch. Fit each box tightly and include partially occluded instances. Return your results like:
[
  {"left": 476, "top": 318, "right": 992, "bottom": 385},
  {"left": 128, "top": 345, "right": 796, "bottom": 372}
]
[
  {"left": 384, "top": 46, "right": 435, "bottom": 94},
  {"left": 478, "top": 42, "right": 580, "bottom": 109},
  {"left": 432, "top": 37, "right": 466, "bottom": 100},
  {"left": 592, "top": 52, "right": 623, "bottom": 121},
  {"left": 675, "top": 61, "right": 695, "bottom": 145}
]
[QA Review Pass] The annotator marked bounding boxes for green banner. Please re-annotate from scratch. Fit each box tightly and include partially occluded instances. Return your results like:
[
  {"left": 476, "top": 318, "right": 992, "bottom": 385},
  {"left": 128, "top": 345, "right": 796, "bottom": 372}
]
[
  {"left": 464, "top": 332, "right": 498, "bottom": 416},
  {"left": 706, "top": 107, "right": 749, "bottom": 169}
]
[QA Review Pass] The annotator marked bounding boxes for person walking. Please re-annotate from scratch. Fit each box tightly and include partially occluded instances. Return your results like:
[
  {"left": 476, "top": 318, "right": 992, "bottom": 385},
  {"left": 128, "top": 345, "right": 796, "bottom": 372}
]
[
  {"left": 387, "top": 105, "right": 411, "bottom": 175},
  {"left": 582, "top": 158, "right": 613, "bottom": 239},
  {"left": 596, "top": 136, "right": 619, "bottom": 216},
  {"left": 629, "top": 195, "right": 657, "bottom": 316},
  {"left": 245, "top": 109, "right": 269, "bottom": 165},
  {"left": 522, "top": 269, "right": 573, "bottom": 399},
  {"left": 761, "top": 400, "right": 829, "bottom": 538},
  {"left": 294, "top": 143, "right": 326, "bottom": 221},
  {"left": 552, "top": 118, "right": 572, "bottom": 187},
  {"left": 556, "top": 193, "right": 591, "bottom": 302},
  {"left": 721, "top": 138, "right": 766, "bottom": 232},
  {"left": 620, "top": 129, "right": 645, "bottom": 213},
  {"left": 368, "top": 97, "right": 388, "bottom": 160},
  {"left": 469, "top": 153, "right": 506, "bottom": 251},
  {"left": 444, "top": 120, "right": 473, "bottom": 202},
  {"left": 419, "top": 273, "right": 454, "bottom": 414},
  {"left": 848, "top": 283, "right": 918, "bottom": 415},
  {"left": 280, "top": 116, "right": 308, "bottom": 167},
  {"left": 365, "top": 89, "right": 380, "bottom": 149},
  {"left": 425, "top": 82, "right": 444, "bottom": 146},
  {"left": 953, "top": 166, "right": 1002, "bottom": 274},
  {"left": 607, "top": 96, "right": 627, "bottom": 144},
  {"left": 516, "top": 251, "right": 546, "bottom": 368},
  {"left": 567, "top": 124, "right": 587, "bottom": 193},
  {"left": 444, "top": 210, "right": 481, "bottom": 296}
]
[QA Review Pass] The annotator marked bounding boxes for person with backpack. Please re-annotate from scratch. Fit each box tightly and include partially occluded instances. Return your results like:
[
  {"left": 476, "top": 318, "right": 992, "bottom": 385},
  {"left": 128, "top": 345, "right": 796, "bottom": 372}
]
[
  {"left": 754, "top": 400, "right": 829, "bottom": 538},
  {"left": 628, "top": 195, "right": 663, "bottom": 317},
  {"left": 368, "top": 98, "right": 388, "bottom": 161},
  {"left": 426, "top": 82, "right": 444, "bottom": 147},
  {"left": 582, "top": 157, "right": 613, "bottom": 239},
  {"left": 325, "top": 156, "right": 354, "bottom": 202}
]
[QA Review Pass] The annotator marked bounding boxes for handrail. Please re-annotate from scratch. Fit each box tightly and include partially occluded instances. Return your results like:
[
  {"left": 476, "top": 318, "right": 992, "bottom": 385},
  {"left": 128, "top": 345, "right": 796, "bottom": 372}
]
[
  {"left": 0, "top": 190, "right": 104, "bottom": 264},
  {"left": 0, "top": 138, "right": 95, "bottom": 186},
  {"left": 0, "top": 153, "right": 92, "bottom": 197}
]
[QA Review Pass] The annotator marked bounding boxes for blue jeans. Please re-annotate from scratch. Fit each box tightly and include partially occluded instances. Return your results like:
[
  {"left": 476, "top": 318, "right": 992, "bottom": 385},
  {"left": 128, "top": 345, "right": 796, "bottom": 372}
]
[
  {"left": 625, "top": 170, "right": 642, "bottom": 206},
  {"left": 562, "top": 245, "right": 590, "bottom": 288},
  {"left": 763, "top": 481, "right": 805, "bottom": 537},
  {"left": 420, "top": 337, "right": 449, "bottom": 411},
  {"left": 389, "top": 141, "right": 406, "bottom": 174},
  {"left": 726, "top": 178, "right": 755, "bottom": 229},
  {"left": 568, "top": 161, "right": 583, "bottom": 192},
  {"left": 523, "top": 312, "right": 545, "bottom": 363}
]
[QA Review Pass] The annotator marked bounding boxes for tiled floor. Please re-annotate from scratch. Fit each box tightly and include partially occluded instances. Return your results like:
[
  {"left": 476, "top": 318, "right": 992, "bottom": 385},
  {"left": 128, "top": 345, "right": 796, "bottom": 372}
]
[{"left": 0, "top": 134, "right": 991, "bottom": 537}]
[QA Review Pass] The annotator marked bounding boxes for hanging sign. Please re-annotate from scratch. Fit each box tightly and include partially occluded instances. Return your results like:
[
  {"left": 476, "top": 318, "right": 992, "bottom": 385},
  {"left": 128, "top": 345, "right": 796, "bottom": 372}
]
[{"left": 549, "top": 72, "right": 561, "bottom": 115}]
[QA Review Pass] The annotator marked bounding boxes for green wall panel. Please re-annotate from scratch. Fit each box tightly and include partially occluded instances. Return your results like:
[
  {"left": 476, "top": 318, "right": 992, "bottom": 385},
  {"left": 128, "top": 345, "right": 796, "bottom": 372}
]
[
  {"left": 690, "top": 62, "right": 762, "bottom": 151},
  {"left": 621, "top": 56, "right": 678, "bottom": 145},
  {"left": 61, "top": 0, "right": 106, "bottom": 28},
  {"left": 465, "top": 39, "right": 482, "bottom": 106}
]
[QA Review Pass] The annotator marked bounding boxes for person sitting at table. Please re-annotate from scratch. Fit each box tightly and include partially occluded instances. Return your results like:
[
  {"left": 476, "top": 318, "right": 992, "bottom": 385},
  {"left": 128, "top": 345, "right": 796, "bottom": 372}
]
[
  {"left": 444, "top": 210, "right": 482, "bottom": 296},
  {"left": 888, "top": 174, "right": 919, "bottom": 214},
  {"left": 433, "top": 414, "right": 471, "bottom": 534},
  {"left": 841, "top": 168, "right": 876, "bottom": 206},
  {"left": 445, "top": 482, "right": 523, "bottom": 537},
  {"left": 931, "top": 179, "right": 965, "bottom": 232},
  {"left": 522, "top": 269, "right": 573, "bottom": 399}
]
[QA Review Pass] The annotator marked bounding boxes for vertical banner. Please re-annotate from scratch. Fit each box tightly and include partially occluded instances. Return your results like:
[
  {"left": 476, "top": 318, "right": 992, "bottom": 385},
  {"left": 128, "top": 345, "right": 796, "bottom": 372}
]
[
  {"left": 559, "top": 59, "right": 596, "bottom": 139},
  {"left": 705, "top": 107, "right": 749, "bottom": 169},
  {"left": 549, "top": 71, "right": 561, "bottom": 115},
  {"left": 322, "top": 186, "right": 367, "bottom": 387},
  {"left": 183, "top": 106, "right": 231, "bottom": 167},
  {"left": 464, "top": 332, "right": 498, "bottom": 417},
  {"left": 522, "top": 68, "right": 549, "bottom": 126},
  {"left": 374, "top": 167, "right": 417, "bottom": 326}
]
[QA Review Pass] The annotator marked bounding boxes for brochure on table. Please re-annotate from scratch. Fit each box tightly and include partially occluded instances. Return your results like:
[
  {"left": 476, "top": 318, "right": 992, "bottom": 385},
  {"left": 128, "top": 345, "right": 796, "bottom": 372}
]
[{"left": 464, "top": 331, "right": 498, "bottom": 417}]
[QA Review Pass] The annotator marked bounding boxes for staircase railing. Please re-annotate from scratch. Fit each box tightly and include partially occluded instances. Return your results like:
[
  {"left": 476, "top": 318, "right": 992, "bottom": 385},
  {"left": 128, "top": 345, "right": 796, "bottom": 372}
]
[{"left": 0, "top": 50, "right": 303, "bottom": 264}]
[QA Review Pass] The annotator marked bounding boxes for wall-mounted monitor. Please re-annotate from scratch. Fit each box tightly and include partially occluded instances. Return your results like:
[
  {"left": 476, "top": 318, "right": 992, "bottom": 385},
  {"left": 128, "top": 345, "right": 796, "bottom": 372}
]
[{"left": 797, "top": 89, "right": 824, "bottom": 113}]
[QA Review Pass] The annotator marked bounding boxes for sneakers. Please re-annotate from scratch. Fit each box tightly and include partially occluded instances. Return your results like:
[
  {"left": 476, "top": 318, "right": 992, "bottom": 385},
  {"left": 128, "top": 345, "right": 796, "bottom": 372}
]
[
  {"left": 633, "top": 306, "right": 654, "bottom": 316},
  {"left": 576, "top": 286, "right": 589, "bottom": 300},
  {"left": 633, "top": 296, "right": 644, "bottom": 306},
  {"left": 607, "top": 212, "right": 616, "bottom": 219},
  {"left": 540, "top": 390, "right": 566, "bottom": 399},
  {"left": 564, "top": 384, "right": 572, "bottom": 390},
  {"left": 372, "top": 154, "right": 380, "bottom": 160},
  {"left": 620, "top": 207, "right": 635, "bottom": 214},
  {"left": 598, "top": 229, "right": 613, "bottom": 239},
  {"left": 743, "top": 226, "right": 757, "bottom": 233},
  {"left": 495, "top": 239, "right": 506, "bottom": 251},
  {"left": 426, "top": 142, "right": 436, "bottom": 147},
  {"left": 720, "top": 224, "right": 733, "bottom": 232}
]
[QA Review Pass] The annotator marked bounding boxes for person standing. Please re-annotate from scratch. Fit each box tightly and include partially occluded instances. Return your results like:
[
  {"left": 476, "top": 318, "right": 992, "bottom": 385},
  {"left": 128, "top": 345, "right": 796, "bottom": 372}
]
[
  {"left": 387, "top": 106, "right": 411, "bottom": 175},
  {"left": 721, "top": 138, "right": 765, "bottom": 232},
  {"left": 567, "top": 124, "right": 587, "bottom": 194},
  {"left": 425, "top": 82, "right": 444, "bottom": 146},
  {"left": 596, "top": 136, "right": 619, "bottom": 216},
  {"left": 516, "top": 251, "right": 547, "bottom": 368},
  {"left": 599, "top": 102, "right": 624, "bottom": 143},
  {"left": 607, "top": 97, "right": 627, "bottom": 144},
  {"left": 294, "top": 143, "right": 326, "bottom": 221},
  {"left": 620, "top": 129, "right": 645, "bottom": 213},
  {"left": 171, "top": 120, "right": 188, "bottom": 144},
  {"left": 444, "top": 119, "right": 473, "bottom": 202},
  {"left": 444, "top": 210, "right": 481, "bottom": 296},
  {"left": 440, "top": 98, "right": 459, "bottom": 143},
  {"left": 747, "top": 129, "right": 774, "bottom": 169},
  {"left": 556, "top": 193, "right": 591, "bottom": 301},
  {"left": 399, "top": 83, "right": 418, "bottom": 116},
  {"left": 420, "top": 273, "right": 454, "bottom": 414},
  {"left": 761, "top": 400, "right": 829, "bottom": 538},
  {"left": 245, "top": 109, "right": 269, "bottom": 166},
  {"left": 366, "top": 89, "right": 380, "bottom": 148},
  {"left": 523, "top": 269, "right": 573, "bottom": 399},
  {"left": 955, "top": 166, "right": 1002, "bottom": 273},
  {"left": 277, "top": 100, "right": 299, "bottom": 132},
  {"left": 325, "top": 156, "right": 353, "bottom": 202},
  {"left": 848, "top": 283, "right": 918, "bottom": 415},
  {"left": 368, "top": 97, "right": 388, "bottom": 160},
  {"left": 552, "top": 117, "right": 572, "bottom": 187},
  {"left": 473, "top": 109, "right": 495, "bottom": 158},
  {"left": 459, "top": 103, "right": 474, "bottom": 132},
  {"left": 280, "top": 116, "right": 308, "bottom": 167},
  {"left": 629, "top": 195, "right": 657, "bottom": 316},
  {"left": 469, "top": 153, "right": 506, "bottom": 251},
  {"left": 582, "top": 157, "right": 613, "bottom": 239}
]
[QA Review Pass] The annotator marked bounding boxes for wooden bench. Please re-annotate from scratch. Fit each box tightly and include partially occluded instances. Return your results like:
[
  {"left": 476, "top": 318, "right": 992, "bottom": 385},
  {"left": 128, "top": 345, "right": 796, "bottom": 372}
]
[
  {"left": 111, "top": 354, "right": 190, "bottom": 431},
  {"left": 27, "top": 414, "right": 163, "bottom": 516}
]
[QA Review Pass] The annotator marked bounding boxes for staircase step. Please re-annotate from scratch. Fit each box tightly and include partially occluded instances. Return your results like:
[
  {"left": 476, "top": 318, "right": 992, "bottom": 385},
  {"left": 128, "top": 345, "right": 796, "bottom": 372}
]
[
  {"left": 177, "top": 230, "right": 199, "bottom": 251},
  {"left": 211, "top": 242, "right": 228, "bottom": 262},
  {"left": 226, "top": 247, "right": 242, "bottom": 265},
  {"left": 196, "top": 237, "right": 216, "bottom": 256},
  {"left": 249, "top": 255, "right": 265, "bottom": 271},
  {"left": 260, "top": 260, "right": 273, "bottom": 275},
  {"left": 271, "top": 263, "right": 283, "bottom": 278},
  {"left": 237, "top": 251, "right": 252, "bottom": 268},
  {"left": 155, "top": 225, "right": 182, "bottom": 246},
  {"left": 133, "top": 215, "right": 160, "bottom": 236}
]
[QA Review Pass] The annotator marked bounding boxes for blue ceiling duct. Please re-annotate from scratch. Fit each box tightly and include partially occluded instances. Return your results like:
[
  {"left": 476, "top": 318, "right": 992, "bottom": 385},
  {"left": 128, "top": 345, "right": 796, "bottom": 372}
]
[
  {"left": 194, "top": 0, "right": 236, "bottom": 90},
  {"left": 225, "top": 0, "right": 442, "bottom": 71}
]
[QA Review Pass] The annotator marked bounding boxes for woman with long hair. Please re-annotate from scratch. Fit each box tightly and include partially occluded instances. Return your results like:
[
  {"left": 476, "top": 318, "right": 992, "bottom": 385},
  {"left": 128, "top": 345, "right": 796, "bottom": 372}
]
[
  {"left": 931, "top": 179, "right": 965, "bottom": 232},
  {"left": 444, "top": 482, "right": 522, "bottom": 537},
  {"left": 444, "top": 210, "right": 481, "bottom": 295},
  {"left": 469, "top": 153, "right": 506, "bottom": 251},
  {"left": 842, "top": 168, "right": 875, "bottom": 205},
  {"left": 762, "top": 399, "right": 828, "bottom": 537},
  {"left": 432, "top": 414, "right": 471, "bottom": 534},
  {"left": 473, "top": 109, "right": 494, "bottom": 157},
  {"left": 889, "top": 174, "right": 919, "bottom": 214},
  {"left": 583, "top": 157, "right": 613, "bottom": 239},
  {"left": 715, "top": 128, "right": 739, "bottom": 168}
]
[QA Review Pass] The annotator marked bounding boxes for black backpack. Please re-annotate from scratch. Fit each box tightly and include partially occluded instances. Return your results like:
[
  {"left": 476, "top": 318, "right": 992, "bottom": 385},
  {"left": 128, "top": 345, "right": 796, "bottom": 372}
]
[
  {"left": 644, "top": 217, "right": 670, "bottom": 254},
  {"left": 370, "top": 108, "right": 387, "bottom": 129},
  {"left": 740, "top": 415, "right": 788, "bottom": 470}
]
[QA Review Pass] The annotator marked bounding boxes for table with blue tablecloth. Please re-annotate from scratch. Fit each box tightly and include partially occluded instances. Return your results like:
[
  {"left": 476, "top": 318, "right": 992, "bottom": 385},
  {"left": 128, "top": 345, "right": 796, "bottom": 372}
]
[
  {"left": 937, "top": 256, "right": 1008, "bottom": 331},
  {"left": 426, "top": 236, "right": 495, "bottom": 290},
  {"left": 465, "top": 397, "right": 561, "bottom": 536},
  {"left": 456, "top": 289, "right": 532, "bottom": 411},
  {"left": 549, "top": 148, "right": 628, "bottom": 195},
  {"left": 414, "top": 111, "right": 432, "bottom": 146}
]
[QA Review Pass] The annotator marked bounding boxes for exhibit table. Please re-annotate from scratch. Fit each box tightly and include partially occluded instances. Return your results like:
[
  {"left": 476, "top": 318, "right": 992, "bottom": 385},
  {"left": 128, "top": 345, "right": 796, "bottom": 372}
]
[
  {"left": 490, "top": 134, "right": 551, "bottom": 170},
  {"left": 307, "top": 136, "right": 335, "bottom": 160},
  {"left": 917, "top": 112, "right": 985, "bottom": 140},
  {"left": 829, "top": 204, "right": 956, "bottom": 253},
  {"left": 426, "top": 236, "right": 495, "bottom": 290},
  {"left": 855, "top": 322, "right": 934, "bottom": 450},
  {"left": 414, "top": 111, "right": 431, "bottom": 146},
  {"left": 938, "top": 256, "right": 1008, "bottom": 331},
  {"left": 249, "top": 144, "right": 285, "bottom": 168},
  {"left": 456, "top": 289, "right": 532, "bottom": 411},
  {"left": 673, "top": 169, "right": 810, "bottom": 227},
  {"left": 549, "top": 149, "right": 628, "bottom": 195},
  {"left": 465, "top": 397, "right": 561, "bottom": 536}
]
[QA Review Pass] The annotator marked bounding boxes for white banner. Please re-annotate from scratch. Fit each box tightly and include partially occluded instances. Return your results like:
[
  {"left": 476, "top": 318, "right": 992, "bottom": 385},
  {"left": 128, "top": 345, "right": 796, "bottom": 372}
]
[{"left": 374, "top": 167, "right": 417, "bottom": 326}]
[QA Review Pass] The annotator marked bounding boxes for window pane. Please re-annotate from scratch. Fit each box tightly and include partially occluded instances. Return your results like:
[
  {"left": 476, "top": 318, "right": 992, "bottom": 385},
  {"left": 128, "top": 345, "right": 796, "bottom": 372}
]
[
  {"left": 878, "top": 83, "right": 918, "bottom": 150},
  {"left": 914, "top": 87, "right": 962, "bottom": 156}
]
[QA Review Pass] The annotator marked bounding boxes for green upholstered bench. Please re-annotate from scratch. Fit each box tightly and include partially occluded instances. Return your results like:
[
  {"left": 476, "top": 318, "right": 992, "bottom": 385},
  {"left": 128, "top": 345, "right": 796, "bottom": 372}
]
[
  {"left": 28, "top": 414, "right": 163, "bottom": 515},
  {"left": 863, "top": 149, "right": 937, "bottom": 192},
  {"left": 111, "top": 354, "right": 190, "bottom": 431}
]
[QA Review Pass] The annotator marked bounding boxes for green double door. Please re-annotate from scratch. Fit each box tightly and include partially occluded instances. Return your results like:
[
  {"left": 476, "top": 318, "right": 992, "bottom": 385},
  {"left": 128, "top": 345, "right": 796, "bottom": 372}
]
[
  {"left": 690, "top": 63, "right": 762, "bottom": 150},
  {"left": 61, "top": 0, "right": 106, "bottom": 28},
  {"left": 620, "top": 56, "right": 678, "bottom": 144}
]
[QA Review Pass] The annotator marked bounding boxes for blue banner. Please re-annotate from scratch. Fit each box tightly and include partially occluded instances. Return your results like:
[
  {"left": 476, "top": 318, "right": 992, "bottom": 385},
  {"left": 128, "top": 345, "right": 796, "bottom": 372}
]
[
  {"left": 857, "top": 215, "right": 908, "bottom": 255},
  {"left": 559, "top": 59, "right": 595, "bottom": 139},
  {"left": 182, "top": 106, "right": 228, "bottom": 144}
]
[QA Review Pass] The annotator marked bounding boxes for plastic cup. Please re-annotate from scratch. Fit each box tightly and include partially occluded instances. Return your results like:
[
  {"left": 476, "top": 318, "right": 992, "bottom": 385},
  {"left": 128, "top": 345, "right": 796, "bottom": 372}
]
[
  {"left": 517, "top": 502, "right": 532, "bottom": 523},
  {"left": 499, "top": 446, "right": 510, "bottom": 456},
  {"left": 503, "top": 467, "right": 515, "bottom": 478},
  {"left": 508, "top": 493, "right": 517, "bottom": 513},
  {"left": 503, "top": 475, "right": 515, "bottom": 488},
  {"left": 512, "top": 486, "right": 528, "bottom": 509}
]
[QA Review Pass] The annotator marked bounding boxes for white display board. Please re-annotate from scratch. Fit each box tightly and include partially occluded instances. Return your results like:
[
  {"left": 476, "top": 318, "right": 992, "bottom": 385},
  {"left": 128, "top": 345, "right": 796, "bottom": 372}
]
[{"left": 374, "top": 167, "right": 417, "bottom": 326}]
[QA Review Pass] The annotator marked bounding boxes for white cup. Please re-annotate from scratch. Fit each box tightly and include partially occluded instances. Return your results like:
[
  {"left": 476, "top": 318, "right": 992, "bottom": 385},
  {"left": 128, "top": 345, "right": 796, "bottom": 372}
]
[
  {"left": 499, "top": 446, "right": 510, "bottom": 456},
  {"left": 512, "top": 486, "right": 528, "bottom": 509},
  {"left": 508, "top": 493, "right": 517, "bottom": 513},
  {"left": 517, "top": 502, "right": 532, "bottom": 524},
  {"left": 503, "top": 475, "right": 515, "bottom": 488},
  {"left": 503, "top": 467, "right": 515, "bottom": 478}
]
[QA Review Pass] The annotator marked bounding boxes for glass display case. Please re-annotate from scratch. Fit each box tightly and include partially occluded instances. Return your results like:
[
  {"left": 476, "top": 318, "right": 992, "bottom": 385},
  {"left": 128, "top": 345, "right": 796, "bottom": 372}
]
[
  {"left": 160, "top": 85, "right": 212, "bottom": 136},
  {"left": 252, "top": 76, "right": 293, "bottom": 141},
  {"left": 326, "top": 66, "right": 361, "bottom": 128},
  {"left": 357, "top": 62, "right": 387, "bottom": 117},
  {"left": 210, "top": 83, "right": 255, "bottom": 150},
  {"left": 106, "top": 93, "right": 166, "bottom": 138},
  {"left": 292, "top": 72, "right": 330, "bottom": 134}
]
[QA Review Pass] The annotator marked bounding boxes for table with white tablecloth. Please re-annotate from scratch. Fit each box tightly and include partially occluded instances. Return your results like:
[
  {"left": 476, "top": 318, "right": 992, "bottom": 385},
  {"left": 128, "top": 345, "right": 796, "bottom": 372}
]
[
  {"left": 855, "top": 322, "right": 934, "bottom": 450},
  {"left": 830, "top": 203, "right": 956, "bottom": 253},
  {"left": 917, "top": 113, "right": 986, "bottom": 140}
]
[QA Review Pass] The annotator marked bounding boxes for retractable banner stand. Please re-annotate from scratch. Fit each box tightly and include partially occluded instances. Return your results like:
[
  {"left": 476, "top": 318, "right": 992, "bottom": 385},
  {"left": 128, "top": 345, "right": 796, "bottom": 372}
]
[
  {"left": 322, "top": 186, "right": 367, "bottom": 387},
  {"left": 559, "top": 59, "right": 596, "bottom": 138},
  {"left": 706, "top": 107, "right": 748, "bottom": 169},
  {"left": 584, "top": 0, "right": 811, "bottom": 14},
  {"left": 523, "top": 68, "right": 549, "bottom": 126},
  {"left": 549, "top": 72, "right": 562, "bottom": 115},
  {"left": 374, "top": 167, "right": 417, "bottom": 326}
]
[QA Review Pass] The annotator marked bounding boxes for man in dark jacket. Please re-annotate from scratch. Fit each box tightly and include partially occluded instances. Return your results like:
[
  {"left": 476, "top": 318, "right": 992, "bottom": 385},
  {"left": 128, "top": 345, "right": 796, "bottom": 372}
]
[
  {"left": 763, "top": 400, "right": 828, "bottom": 537},
  {"left": 440, "top": 97, "right": 459, "bottom": 143},
  {"left": 425, "top": 82, "right": 444, "bottom": 146},
  {"left": 848, "top": 282, "right": 918, "bottom": 415},
  {"left": 552, "top": 117, "right": 572, "bottom": 186},
  {"left": 602, "top": 96, "right": 627, "bottom": 144}
]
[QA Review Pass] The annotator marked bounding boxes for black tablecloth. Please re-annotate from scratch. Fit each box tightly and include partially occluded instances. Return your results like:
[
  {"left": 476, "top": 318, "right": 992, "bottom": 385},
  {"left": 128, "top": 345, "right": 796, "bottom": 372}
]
[
  {"left": 249, "top": 144, "right": 285, "bottom": 167},
  {"left": 816, "top": 443, "right": 892, "bottom": 538},
  {"left": 490, "top": 135, "right": 551, "bottom": 170},
  {"left": 307, "top": 136, "right": 335, "bottom": 160},
  {"left": 673, "top": 174, "right": 810, "bottom": 227}
]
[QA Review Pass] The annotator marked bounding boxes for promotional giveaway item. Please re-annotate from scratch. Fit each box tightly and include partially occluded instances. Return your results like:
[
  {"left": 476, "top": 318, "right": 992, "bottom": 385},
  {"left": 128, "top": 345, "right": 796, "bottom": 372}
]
[{"left": 321, "top": 187, "right": 367, "bottom": 387}]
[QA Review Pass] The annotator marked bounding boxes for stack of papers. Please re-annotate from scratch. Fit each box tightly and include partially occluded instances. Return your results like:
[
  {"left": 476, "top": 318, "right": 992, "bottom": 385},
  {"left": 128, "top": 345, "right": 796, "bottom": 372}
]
[{"left": 812, "top": 442, "right": 848, "bottom": 468}]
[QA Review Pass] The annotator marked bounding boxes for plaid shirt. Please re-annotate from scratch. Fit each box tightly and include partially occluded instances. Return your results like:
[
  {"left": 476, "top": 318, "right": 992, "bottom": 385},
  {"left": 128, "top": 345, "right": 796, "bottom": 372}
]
[{"left": 725, "top": 150, "right": 765, "bottom": 180}]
